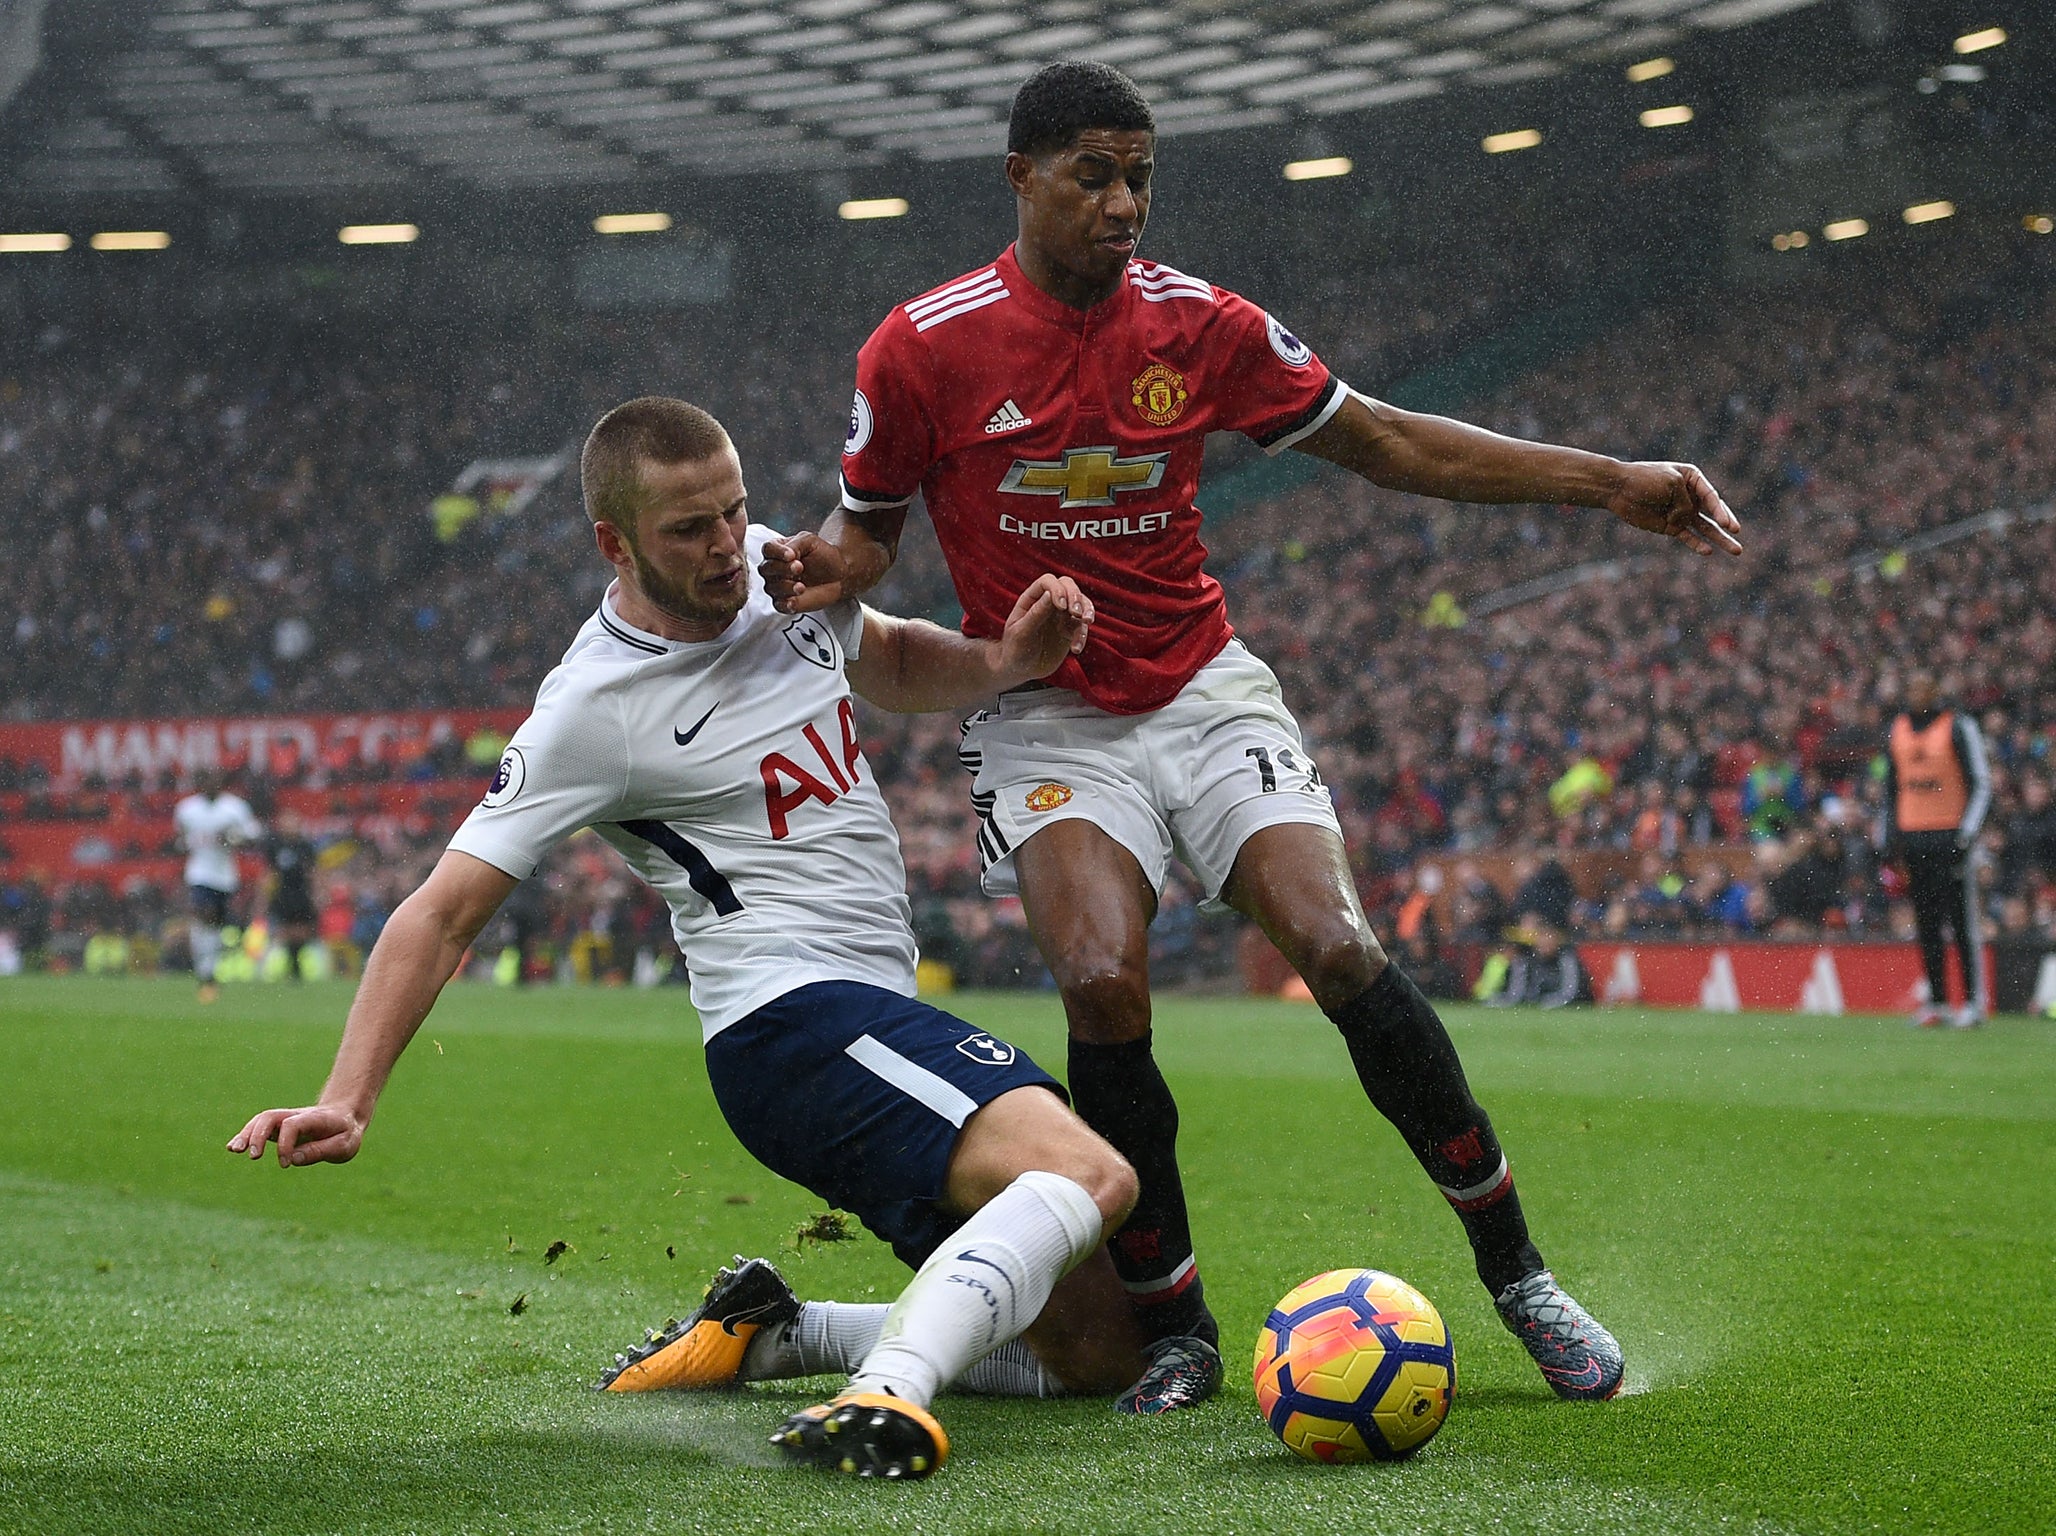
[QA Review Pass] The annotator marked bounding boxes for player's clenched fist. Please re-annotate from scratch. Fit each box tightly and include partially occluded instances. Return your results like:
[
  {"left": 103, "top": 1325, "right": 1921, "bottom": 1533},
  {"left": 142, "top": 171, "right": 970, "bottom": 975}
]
[
  {"left": 759, "top": 531, "right": 849, "bottom": 614},
  {"left": 997, "top": 574, "right": 1094, "bottom": 682},
  {"left": 227, "top": 1103, "right": 366, "bottom": 1167}
]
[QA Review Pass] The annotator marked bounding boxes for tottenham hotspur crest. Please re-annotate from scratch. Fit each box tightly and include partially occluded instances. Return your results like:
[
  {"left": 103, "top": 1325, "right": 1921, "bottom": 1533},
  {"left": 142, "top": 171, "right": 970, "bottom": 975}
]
[
  {"left": 956, "top": 1033, "right": 1016, "bottom": 1066},
  {"left": 784, "top": 615, "right": 839, "bottom": 669}
]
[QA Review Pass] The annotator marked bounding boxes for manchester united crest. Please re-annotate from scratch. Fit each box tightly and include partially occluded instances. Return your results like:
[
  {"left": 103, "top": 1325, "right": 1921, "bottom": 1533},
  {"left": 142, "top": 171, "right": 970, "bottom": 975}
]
[
  {"left": 1024, "top": 783, "right": 1074, "bottom": 813},
  {"left": 1130, "top": 362, "right": 1188, "bottom": 427}
]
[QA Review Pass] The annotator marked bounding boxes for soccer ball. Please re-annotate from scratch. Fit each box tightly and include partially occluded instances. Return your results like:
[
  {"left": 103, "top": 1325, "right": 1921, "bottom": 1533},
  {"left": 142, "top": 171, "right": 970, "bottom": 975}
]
[{"left": 1253, "top": 1268, "right": 1455, "bottom": 1463}]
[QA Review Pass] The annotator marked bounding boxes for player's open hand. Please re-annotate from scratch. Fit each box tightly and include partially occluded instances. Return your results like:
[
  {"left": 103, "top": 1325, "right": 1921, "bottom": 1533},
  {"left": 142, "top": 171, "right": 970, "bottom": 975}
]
[
  {"left": 1606, "top": 461, "right": 1743, "bottom": 557},
  {"left": 996, "top": 574, "right": 1094, "bottom": 684},
  {"left": 759, "top": 532, "right": 850, "bottom": 614},
  {"left": 227, "top": 1104, "right": 366, "bottom": 1167}
]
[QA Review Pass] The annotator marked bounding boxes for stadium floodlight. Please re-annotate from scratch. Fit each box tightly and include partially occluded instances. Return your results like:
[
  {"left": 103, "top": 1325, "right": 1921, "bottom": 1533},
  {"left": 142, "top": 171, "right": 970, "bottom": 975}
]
[
  {"left": 1903, "top": 200, "right": 1954, "bottom": 225},
  {"left": 90, "top": 230, "right": 172, "bottom": 251},
  {"left": 838, "top": 197, "right": 908, "bottom": 220},
  {"left": 1953, "top": 27, "right": 2005, "bottom": 54},
  {"left": 2027, "top": 215, "right": 2054, "bottom": 235},
  {"left": 1823, "top": 218, "right": 1869, "bottom": 241},
  {"left": 0, "top": 232, "right": 71, "bottom": 253},
  {"left": 339, "top": 223, "right": 419, "bottom": 244},
  {"left": 593, "top": 212, "right": 672, "bottom": 234},
  {"left": 1283, "top": 156, "right": 1351, "bottom": 181},
  {"left": 1625, "top": 57, "right": 1674, "bottom": 83},
  {"left": 1639, "top": 104, "right": 1694, "bottom": 128},
  {"left": 1481, "top": 128, "right": 1541, "bottom": 154}
]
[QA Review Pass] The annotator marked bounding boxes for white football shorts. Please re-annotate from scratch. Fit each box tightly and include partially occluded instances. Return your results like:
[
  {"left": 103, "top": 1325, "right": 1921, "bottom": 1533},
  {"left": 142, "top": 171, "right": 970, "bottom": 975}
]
[{"left": 959, "top": 640, "right": 1342, "bottom": 911}]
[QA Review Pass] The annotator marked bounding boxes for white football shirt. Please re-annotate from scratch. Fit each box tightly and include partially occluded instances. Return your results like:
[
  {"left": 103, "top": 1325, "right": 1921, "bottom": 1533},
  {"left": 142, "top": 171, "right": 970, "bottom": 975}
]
[
  {"left": 447, "top": 526, "right": 917, "bottom": 1038},
  {"left": 174, "top": 792, "right": 262, "bottom": 892}
]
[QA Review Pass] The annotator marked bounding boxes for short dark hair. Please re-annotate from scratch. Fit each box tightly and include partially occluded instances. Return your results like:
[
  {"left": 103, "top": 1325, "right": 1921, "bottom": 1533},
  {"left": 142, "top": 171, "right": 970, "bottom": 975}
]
[
  {"left": 1008, "top": 61, "right": 1154, "bottom": 158},
  {"left": 580, "top": 396, "right": 730, "bottom": 536}
]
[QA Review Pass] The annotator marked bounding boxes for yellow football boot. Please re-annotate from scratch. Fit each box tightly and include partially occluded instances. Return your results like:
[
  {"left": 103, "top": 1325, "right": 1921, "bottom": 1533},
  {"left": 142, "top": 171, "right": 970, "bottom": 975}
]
[
  {"left": 771, "top": 1392, "right": 950, "bottom": 1481},
  {"left": 596, "top": 1256, "right": 799, "bottom": 1392}
]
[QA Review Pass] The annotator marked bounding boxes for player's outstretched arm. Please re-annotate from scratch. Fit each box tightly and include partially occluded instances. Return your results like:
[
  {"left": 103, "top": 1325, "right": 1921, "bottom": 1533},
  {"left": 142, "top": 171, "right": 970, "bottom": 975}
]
[
  {"left": 848, "top": 575, "right": 1093, "bottom": 714},
  {"left": 760, "top": 506, "right": 908, "bottom": 613},
  {"left": 226, "top": 850, "right": 517, "bottom": 1168},
  {"left": 1298, "top": 392, "right": 1743, "bottom": 557}
]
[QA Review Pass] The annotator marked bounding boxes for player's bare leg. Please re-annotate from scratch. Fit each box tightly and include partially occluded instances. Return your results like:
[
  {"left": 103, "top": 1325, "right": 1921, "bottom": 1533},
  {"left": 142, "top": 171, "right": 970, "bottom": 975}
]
[
  {"left": 1014, "top": 820, "right": 1225, "bottom": 1411},
  {"left": 773, "top": 1085, "right": 1138, "bottom": 1477},
  {"left": 1222, "top": 823, "right": 1623, "bottom": 1400},
  {"left": 1013, "top": 1246, "right": 1148, "bottom": 1392},
  {"left": 941, "top": 1090, "right": 1149, "bottom": 1393}
]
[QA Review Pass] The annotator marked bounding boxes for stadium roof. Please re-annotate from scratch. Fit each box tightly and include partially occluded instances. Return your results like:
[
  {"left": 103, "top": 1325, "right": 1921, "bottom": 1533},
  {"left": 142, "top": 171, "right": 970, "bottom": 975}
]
[{"left": 8, "top": 0, "right": 1830, "bottom": 196}]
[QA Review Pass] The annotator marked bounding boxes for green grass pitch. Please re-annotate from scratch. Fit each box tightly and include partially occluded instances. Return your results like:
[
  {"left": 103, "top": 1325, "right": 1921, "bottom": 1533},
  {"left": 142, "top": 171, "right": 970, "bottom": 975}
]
[{"left": 1, "top": 978, "right": 2052, "bottom": 1535}]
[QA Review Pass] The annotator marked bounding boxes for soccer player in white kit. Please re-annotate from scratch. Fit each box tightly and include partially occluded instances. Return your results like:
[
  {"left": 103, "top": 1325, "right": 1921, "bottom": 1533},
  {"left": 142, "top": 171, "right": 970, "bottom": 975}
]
[
  {"left": 227, "top": 397, "right": 1144, "bottom": 1481},
  {"left": 173, "top": 769, "right": 261, "bottom": 1002}
]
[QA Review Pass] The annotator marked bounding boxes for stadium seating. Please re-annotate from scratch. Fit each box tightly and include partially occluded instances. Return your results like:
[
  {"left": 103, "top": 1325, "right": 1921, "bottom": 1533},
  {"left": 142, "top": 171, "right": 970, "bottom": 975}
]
[{"left": 3, "top": 230, "right": 2051, "bottom": 983}]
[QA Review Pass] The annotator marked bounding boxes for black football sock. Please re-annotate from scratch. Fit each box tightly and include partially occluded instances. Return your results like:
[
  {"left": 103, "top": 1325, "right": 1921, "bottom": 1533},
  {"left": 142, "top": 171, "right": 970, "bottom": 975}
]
[
  {"left": 284, "top": 940, "right": 305, "bottom": 981},
  {"left": 1067, "top": 1033, "right": 1218, "bottom": 1349},
  {"left": 1329, "top": 963, "right": 1544, "bottom": 1297}
]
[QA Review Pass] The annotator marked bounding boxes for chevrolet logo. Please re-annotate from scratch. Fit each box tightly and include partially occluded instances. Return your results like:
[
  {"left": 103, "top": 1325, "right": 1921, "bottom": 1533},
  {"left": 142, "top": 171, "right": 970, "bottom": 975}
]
[{"left": 997, "top": 446, "right": 1169, "bottom": 509}]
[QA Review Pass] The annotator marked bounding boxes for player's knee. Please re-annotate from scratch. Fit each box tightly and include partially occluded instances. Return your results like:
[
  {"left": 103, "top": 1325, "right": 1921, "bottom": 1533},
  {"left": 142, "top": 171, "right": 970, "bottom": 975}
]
[
  {"left": 1080, "top": 1147, "right": 1140, "bottom": 1231},
  {"left": 1289, "top": 918, "right": 1386, "bottom": 1009},
  {"left": 1053, "top": 957, "right": 1151, "bottom": 1043},
  {"left": 1036, "top": 1156, "right": 1134, "bottom": 1238},
  {"left": 1032, "top": 1116, "right": 1137, "bottom": 1230}
]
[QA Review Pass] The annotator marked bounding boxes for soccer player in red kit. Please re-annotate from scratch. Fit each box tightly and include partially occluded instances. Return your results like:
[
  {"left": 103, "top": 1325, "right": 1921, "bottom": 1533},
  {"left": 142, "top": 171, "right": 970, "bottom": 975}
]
[{"left": 765, "top": 62, "right": 1743, "bottom": 1413}]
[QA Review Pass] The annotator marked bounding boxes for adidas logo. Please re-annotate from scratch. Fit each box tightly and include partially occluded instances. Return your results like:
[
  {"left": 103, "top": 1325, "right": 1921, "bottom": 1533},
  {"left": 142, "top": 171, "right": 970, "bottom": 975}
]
[{"left": 984, "top": 399, "right": 1033, "bottom": 435}]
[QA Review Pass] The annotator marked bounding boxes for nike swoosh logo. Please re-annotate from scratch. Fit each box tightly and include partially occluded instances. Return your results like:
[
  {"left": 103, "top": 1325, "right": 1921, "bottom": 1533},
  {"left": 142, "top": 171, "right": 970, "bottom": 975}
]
[
  {"left": 1541, "top": 1357, "right": 1606, "bottom": 1390},
  {"left": 674, "top": 704, "right": 719, "bottom": 747}
]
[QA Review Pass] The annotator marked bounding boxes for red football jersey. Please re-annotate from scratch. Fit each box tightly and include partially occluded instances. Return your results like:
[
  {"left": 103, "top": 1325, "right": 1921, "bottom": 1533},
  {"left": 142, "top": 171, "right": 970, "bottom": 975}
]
[{"left": 840, "top": 244, "right": 1347, "bottom": 716}]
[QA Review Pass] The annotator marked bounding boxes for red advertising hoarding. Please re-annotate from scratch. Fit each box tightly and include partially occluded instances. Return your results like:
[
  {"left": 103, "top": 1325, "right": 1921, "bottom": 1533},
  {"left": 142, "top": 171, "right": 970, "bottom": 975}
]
[
  {"left": 1579, "top": 941, "right": 1989, "bottom": 1015},
  {"left": 0, "top": 709, "right": 527, "bottom": 787}
]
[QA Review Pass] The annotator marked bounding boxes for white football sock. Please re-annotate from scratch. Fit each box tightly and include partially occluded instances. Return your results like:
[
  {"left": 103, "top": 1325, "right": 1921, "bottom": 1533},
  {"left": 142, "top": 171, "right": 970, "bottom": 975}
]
[
  {"left": 960, "top": 1340, "right": 1064, "bottom": 1398},
  {"left": 846, "top": 1170, "right": 1103, "bottom": 1409},
  {"left": 741, "top": 1302, "right": 1063, "bottom": 1396},
  {"left": 191, "top": 924, "right": 222, "bottom": 982},
  {"left": 740, "top": 1301, "right": 887, "bottom": 1380}
]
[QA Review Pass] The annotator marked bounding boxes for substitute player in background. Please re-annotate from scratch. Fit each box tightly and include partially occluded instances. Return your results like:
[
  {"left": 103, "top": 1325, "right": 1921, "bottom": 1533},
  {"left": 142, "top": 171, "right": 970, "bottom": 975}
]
[
  {"left": 1885, "top": 671, "right": 1992, "bottom": 1027},
  {"left": 229, "top": 397, "right": 1147, "bottom": 1481},
  {"left": 174, "top": 769, "right": 260, "bottom": 1003},
  {"left": 765, "top": 61, "right": 1745, "bottom": 1410}
]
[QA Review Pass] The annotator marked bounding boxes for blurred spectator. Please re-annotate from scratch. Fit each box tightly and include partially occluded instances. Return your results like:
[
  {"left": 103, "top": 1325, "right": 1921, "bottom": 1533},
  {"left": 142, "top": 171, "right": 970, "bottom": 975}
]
[
  {"left": 4, "top": 226, "right": 2054, "bottom": 975},
  {"left": 1767, "top": 829, "right": 1841, "bottom": 934},
  {"left": 1511, "top": 856, "right": 1576, "bottom": 932},
  {"left": 1483, "top": 915, "right": 1595, "bottom": 1008}
]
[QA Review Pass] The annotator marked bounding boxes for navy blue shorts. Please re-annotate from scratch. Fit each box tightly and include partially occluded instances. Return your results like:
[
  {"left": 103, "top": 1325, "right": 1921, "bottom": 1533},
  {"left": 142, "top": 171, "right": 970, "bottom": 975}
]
[
  {"left": 189, "top": 885, "right": 232, "bottom": 926},
  {"left": 704, "top": 981, "right": 1062, "bottom": 1269}
]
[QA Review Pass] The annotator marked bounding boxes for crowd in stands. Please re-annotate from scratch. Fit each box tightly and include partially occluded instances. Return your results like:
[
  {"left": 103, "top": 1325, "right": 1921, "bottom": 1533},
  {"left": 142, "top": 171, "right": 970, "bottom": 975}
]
[
  {"left": 3, "top": 223, "right": 2052, "bottom": 991},
  {"left": 1221, "top": 234, "right": 2056, "bottom": 959}
]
